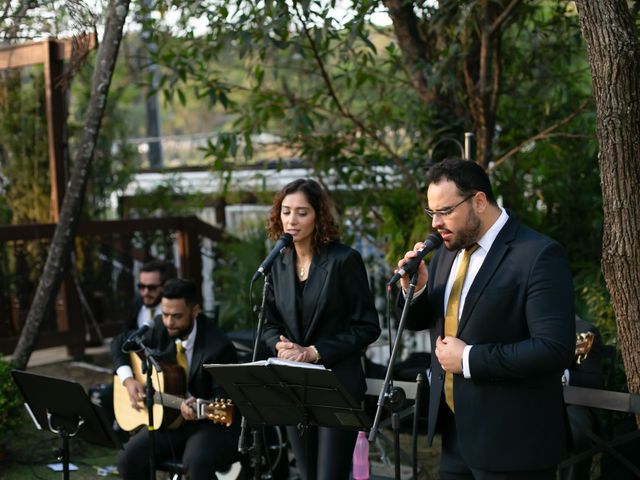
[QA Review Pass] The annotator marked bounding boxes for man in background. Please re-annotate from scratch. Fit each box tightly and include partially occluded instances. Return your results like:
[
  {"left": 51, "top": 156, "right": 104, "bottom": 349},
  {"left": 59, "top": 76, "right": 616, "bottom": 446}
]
[{"left": 111, "top": 259, "right": 176, "bottom": 402}]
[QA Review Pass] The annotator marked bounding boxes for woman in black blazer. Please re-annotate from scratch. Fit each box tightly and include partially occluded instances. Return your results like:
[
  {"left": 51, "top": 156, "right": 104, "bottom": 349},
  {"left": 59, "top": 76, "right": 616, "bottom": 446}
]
[{"left": 262, "top": 178, "right": 381, "bottom": 480}]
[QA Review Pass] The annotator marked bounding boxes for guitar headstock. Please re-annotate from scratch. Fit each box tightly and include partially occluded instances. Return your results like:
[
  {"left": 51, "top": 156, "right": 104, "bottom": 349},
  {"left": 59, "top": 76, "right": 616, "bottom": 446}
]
[
  {"left": 575, "top": 331, "right": 595, "bottom": 365},
  {"left": 204, "top": 398, "right": 234, "bottom": 427}
]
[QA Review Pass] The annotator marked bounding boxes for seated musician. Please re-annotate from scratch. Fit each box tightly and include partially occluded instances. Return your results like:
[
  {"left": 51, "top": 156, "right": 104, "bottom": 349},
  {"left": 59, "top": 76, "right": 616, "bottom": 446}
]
[{"left": 113, "top": 278, "right": 239, "bottom": 480}]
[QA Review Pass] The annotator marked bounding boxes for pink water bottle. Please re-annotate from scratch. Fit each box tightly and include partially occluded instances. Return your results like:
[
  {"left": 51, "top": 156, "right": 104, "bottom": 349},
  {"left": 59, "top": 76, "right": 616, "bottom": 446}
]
[{"left": 352, "top": 430, "right": 370, "bottom": 480}]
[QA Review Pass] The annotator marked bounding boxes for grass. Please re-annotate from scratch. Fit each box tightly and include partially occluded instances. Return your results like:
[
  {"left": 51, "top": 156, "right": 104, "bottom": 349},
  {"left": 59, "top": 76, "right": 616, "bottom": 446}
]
[{"left": 0, "top": 411, "right": 120, "bottom": 479}]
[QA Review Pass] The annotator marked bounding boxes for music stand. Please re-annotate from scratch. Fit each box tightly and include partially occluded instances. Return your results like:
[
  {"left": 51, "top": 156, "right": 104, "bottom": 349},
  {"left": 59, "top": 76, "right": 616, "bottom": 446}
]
[
  {"left": 205, "top": 359, "right": 370, "bottom": 479},
  {"left": 204, "top": 360, "right": 371, "bottom": 430},
  {"left": 12, "top": 370, "right": 122, "bottom": 480}
]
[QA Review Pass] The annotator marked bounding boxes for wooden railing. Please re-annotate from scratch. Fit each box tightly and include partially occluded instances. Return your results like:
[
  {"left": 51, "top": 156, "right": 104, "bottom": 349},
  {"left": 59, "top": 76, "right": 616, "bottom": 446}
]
[{"left": 0, "top": 216, "right": 224, "bottom": 357}]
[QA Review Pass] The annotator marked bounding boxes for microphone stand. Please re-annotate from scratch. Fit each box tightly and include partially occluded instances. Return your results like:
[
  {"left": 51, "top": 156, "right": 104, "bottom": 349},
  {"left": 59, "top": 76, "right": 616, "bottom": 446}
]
[
  {"left": 123, "top": 339, "right": 162, "bottom": 480},
  {"left": 369, "top": 270, "right": 420, "bottom": 480},
  {"left": 238, "top": 273, "right": 271, "bottom": 480},
  {"left": 142, "top": 344, "right": 163, "bottom": 480}
]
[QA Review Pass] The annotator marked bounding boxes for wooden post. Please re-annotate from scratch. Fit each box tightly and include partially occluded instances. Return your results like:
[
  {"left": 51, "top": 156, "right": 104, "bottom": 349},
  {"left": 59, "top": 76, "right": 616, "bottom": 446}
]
[
  {"left": 43, "top": 39, "right": 68, "bottom": 222},
  {"left": 177, "top": 217, "right": 203, "bottom": 289}
]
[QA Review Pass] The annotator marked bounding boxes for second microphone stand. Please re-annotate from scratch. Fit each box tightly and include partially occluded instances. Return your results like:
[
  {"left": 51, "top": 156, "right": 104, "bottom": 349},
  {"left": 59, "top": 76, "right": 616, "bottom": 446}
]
[{"left": 369, "top": 270, "right": 421, "bottom": 480}]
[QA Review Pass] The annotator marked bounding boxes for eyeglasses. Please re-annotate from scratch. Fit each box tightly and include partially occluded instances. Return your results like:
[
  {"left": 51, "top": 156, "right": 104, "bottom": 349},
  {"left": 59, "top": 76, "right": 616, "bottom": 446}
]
[
  {"left": 424, "top": 194, "right": 475, "bottom": 219},
  {"left": 137, "top": 283, "right": 161, "bottom": 291}
]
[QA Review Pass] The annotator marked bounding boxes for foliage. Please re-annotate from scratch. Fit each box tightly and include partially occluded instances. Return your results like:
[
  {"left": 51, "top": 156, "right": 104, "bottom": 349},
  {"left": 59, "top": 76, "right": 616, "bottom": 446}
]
[
  {"left": 212, "top": 225, "right": 268, "bottom": 331},
  {"left": 0, "top": 56, "right": 136, "bottom": 224},
  {"left": 121, "top": 175, "right": 210, "bottom": 217},
  {"left": 0, "top": 68, "right": 51, "bottom": 224},
  {"left": 141, "top": 1, "right": 603, "bottom": 272},
  {"left": 0, "top": 357, "right": 22, "bottom": 433},
  {"left": 67, "top": 52, "right": 138, "bottom": 220}
]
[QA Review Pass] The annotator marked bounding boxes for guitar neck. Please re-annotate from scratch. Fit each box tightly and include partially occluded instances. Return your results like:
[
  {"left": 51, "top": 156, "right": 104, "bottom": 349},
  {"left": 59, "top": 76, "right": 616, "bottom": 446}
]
[
  {"left": 153, "top": 392, "right": 211, "bottom": 420},
  {"left": 154, "top": 391, "right": 186, "bottom": 411}
]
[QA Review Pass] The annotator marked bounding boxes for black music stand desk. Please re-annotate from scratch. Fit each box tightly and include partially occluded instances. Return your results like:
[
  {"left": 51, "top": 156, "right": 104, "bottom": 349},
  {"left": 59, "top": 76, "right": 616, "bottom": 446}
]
[
  {"left": 12, "top": 370, "right": 122, "bottom": 479},
  {"left": 204, "top": 359, "right": 371, "bottom": 430}
]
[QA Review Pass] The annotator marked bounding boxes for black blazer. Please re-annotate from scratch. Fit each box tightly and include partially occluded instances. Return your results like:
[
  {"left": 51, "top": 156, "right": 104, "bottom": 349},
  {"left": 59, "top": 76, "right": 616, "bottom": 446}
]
[
  {"left": 262, "top": 242, "right": 381, "bottom": 402},
  {"left": 403, "top": 214, "right": 575, "bottom": 471}
]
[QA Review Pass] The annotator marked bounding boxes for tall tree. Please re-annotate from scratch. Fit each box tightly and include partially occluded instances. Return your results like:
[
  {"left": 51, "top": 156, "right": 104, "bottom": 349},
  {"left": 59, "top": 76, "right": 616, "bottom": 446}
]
[
  {"left": 12, "top": 0, "right": 131, "bottom": 369},
  {"left": 574, "top": 0, "right": 640, "bottom": 421}
]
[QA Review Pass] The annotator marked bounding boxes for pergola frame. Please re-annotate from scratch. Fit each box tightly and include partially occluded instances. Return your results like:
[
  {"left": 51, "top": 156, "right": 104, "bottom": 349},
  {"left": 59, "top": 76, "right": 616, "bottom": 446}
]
[{"left": 0, "top": 34, "right": 96, "bottom": 220}]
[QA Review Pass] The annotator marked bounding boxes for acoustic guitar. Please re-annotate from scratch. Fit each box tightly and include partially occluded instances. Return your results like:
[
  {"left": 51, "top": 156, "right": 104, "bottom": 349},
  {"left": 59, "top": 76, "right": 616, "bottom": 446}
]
[{"left": 113, "top": 352, "right": 234, "bottom": 432}]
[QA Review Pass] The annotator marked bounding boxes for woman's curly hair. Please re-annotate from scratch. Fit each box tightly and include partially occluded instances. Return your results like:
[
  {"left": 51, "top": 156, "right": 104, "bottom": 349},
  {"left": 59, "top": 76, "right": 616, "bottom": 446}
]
[{"left": 267, "top": 179, "right": 340, "bottom": 251}]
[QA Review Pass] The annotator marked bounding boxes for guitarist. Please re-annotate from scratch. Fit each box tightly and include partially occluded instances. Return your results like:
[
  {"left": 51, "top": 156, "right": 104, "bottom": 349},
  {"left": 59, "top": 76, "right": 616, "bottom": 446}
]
[{"left": 115, "top": 278, "right": 240, "bottom": 480}]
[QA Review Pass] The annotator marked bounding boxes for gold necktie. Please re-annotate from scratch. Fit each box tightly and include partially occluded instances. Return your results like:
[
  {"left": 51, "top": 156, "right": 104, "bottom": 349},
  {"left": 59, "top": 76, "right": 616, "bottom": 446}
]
[
  {"left": 444, "top": 243, "right": 479, "bottom": 412},
  {"left": 176, "top": 341, "right": 189, "bottom": 379}
]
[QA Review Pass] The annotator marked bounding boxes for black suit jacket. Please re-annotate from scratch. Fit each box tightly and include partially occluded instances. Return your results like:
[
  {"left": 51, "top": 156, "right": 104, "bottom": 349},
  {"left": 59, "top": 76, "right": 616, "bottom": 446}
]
[
  {"left": 262, "top": 242, "right": 381, "bottom": 402},
  {"left": 403, "top": 214, "right": 575, "bottom": 471}
]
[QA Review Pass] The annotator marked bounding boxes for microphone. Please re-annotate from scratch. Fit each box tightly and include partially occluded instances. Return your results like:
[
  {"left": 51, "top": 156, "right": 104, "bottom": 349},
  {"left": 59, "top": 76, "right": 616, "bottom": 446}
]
[
  {"left": 252, "top": 233, "right": 294, "bottom": 281},
  {"left": 386, "top": 233, "right": 443, "bottom": 286},
  {"left": 122, "top": 318, "right": 155, "bottom": 352}
]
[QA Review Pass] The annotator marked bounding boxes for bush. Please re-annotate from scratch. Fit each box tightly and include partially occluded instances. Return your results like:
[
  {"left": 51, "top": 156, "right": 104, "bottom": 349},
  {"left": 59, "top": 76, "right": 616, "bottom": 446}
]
[{"left": 0, "top": 357, "right": 23, "bottom": 434}]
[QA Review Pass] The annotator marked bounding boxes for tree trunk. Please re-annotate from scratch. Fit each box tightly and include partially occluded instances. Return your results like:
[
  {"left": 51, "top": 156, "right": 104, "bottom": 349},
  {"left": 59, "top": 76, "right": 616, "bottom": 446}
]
[
  {"left": 12, "top": 0, "right": 131, "bottom": 370},
  {"left": 575, "top": 0, "right": 640, "bottom": 425}
]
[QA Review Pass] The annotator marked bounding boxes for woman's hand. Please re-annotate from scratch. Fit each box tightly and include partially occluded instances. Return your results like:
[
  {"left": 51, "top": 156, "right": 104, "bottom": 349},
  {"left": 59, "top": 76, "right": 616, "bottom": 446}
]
[{"left": 275, "top": 335, "right": 318, "bottom": 363}]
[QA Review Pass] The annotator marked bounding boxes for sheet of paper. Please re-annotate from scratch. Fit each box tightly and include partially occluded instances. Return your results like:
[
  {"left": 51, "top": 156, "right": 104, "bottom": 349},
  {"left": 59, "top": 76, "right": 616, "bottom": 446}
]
[{"left": 47, "top": 463, "right": 79, "bottom": 472}]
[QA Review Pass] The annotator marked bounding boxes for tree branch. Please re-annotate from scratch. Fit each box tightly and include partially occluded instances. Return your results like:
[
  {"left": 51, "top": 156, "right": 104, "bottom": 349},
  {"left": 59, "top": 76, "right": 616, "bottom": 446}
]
[
  {"left": 489, "top": 98, "right": 591, "bottom": 172},
  {"left": 294, "top": 4, "right": 417, "bottom": 190},
  {"left": 490, "top": 0, "right": 521, "bottom": 35}
]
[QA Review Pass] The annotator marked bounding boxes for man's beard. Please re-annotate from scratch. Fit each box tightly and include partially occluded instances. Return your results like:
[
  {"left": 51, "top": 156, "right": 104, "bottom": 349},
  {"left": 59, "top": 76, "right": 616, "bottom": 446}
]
[
  {"left": 168, "top": 320, "right": 194, "bottom": 340},
  {"left": 143, "top": 297, "right": 162, "bottom": 308},
  {"left": 447, "top": 211, "right": 481, "bottom": 251}
]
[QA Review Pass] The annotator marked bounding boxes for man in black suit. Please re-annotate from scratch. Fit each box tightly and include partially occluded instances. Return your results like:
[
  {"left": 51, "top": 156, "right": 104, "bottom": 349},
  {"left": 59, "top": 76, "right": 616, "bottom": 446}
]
[
  {"left": 396, "top": 158, "right": 575, "bottom": 479},
  {"left": 116, "top": 279, "right": 239, "bottom": 480}
]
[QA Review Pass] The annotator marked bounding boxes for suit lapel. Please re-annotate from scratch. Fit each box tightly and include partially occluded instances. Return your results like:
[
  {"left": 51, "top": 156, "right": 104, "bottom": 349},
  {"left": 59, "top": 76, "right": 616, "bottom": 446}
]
[
  {"left": 458, "top": 217, "right": 518, "bottom": 335},
  {"left": 302, "top": 248, "right": 329, "bottom": 343}
]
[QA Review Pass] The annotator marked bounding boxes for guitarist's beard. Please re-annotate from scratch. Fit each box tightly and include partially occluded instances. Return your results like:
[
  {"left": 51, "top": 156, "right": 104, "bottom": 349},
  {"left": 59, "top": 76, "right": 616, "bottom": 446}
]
[{"left": 168, "top": 317, "right": 195, "bottom": 340}]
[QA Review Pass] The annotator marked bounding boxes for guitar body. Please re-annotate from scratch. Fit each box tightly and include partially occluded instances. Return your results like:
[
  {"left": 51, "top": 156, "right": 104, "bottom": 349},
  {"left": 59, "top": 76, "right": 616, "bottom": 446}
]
[{"left": 114, "top": 352, "right": 187, "bottom": 432}]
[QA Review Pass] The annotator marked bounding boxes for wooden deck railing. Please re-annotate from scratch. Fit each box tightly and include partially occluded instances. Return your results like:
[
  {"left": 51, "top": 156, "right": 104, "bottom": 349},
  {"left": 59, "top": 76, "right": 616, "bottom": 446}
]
[{"left": 0, "top": 216, "right": 224, "bottom": 357}]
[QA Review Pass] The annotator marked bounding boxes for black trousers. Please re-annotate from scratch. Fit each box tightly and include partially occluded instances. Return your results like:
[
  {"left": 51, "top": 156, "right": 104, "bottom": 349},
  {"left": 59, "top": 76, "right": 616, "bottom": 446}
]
[
  {"left": 286, "top": 425, "right": 357, "bottom": 480},
  {"left": 117, "top": 420, "right": 239, "bottom": 480},
  {"left": 439, "top": 404, "right": 557, "bottom": 480}
]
